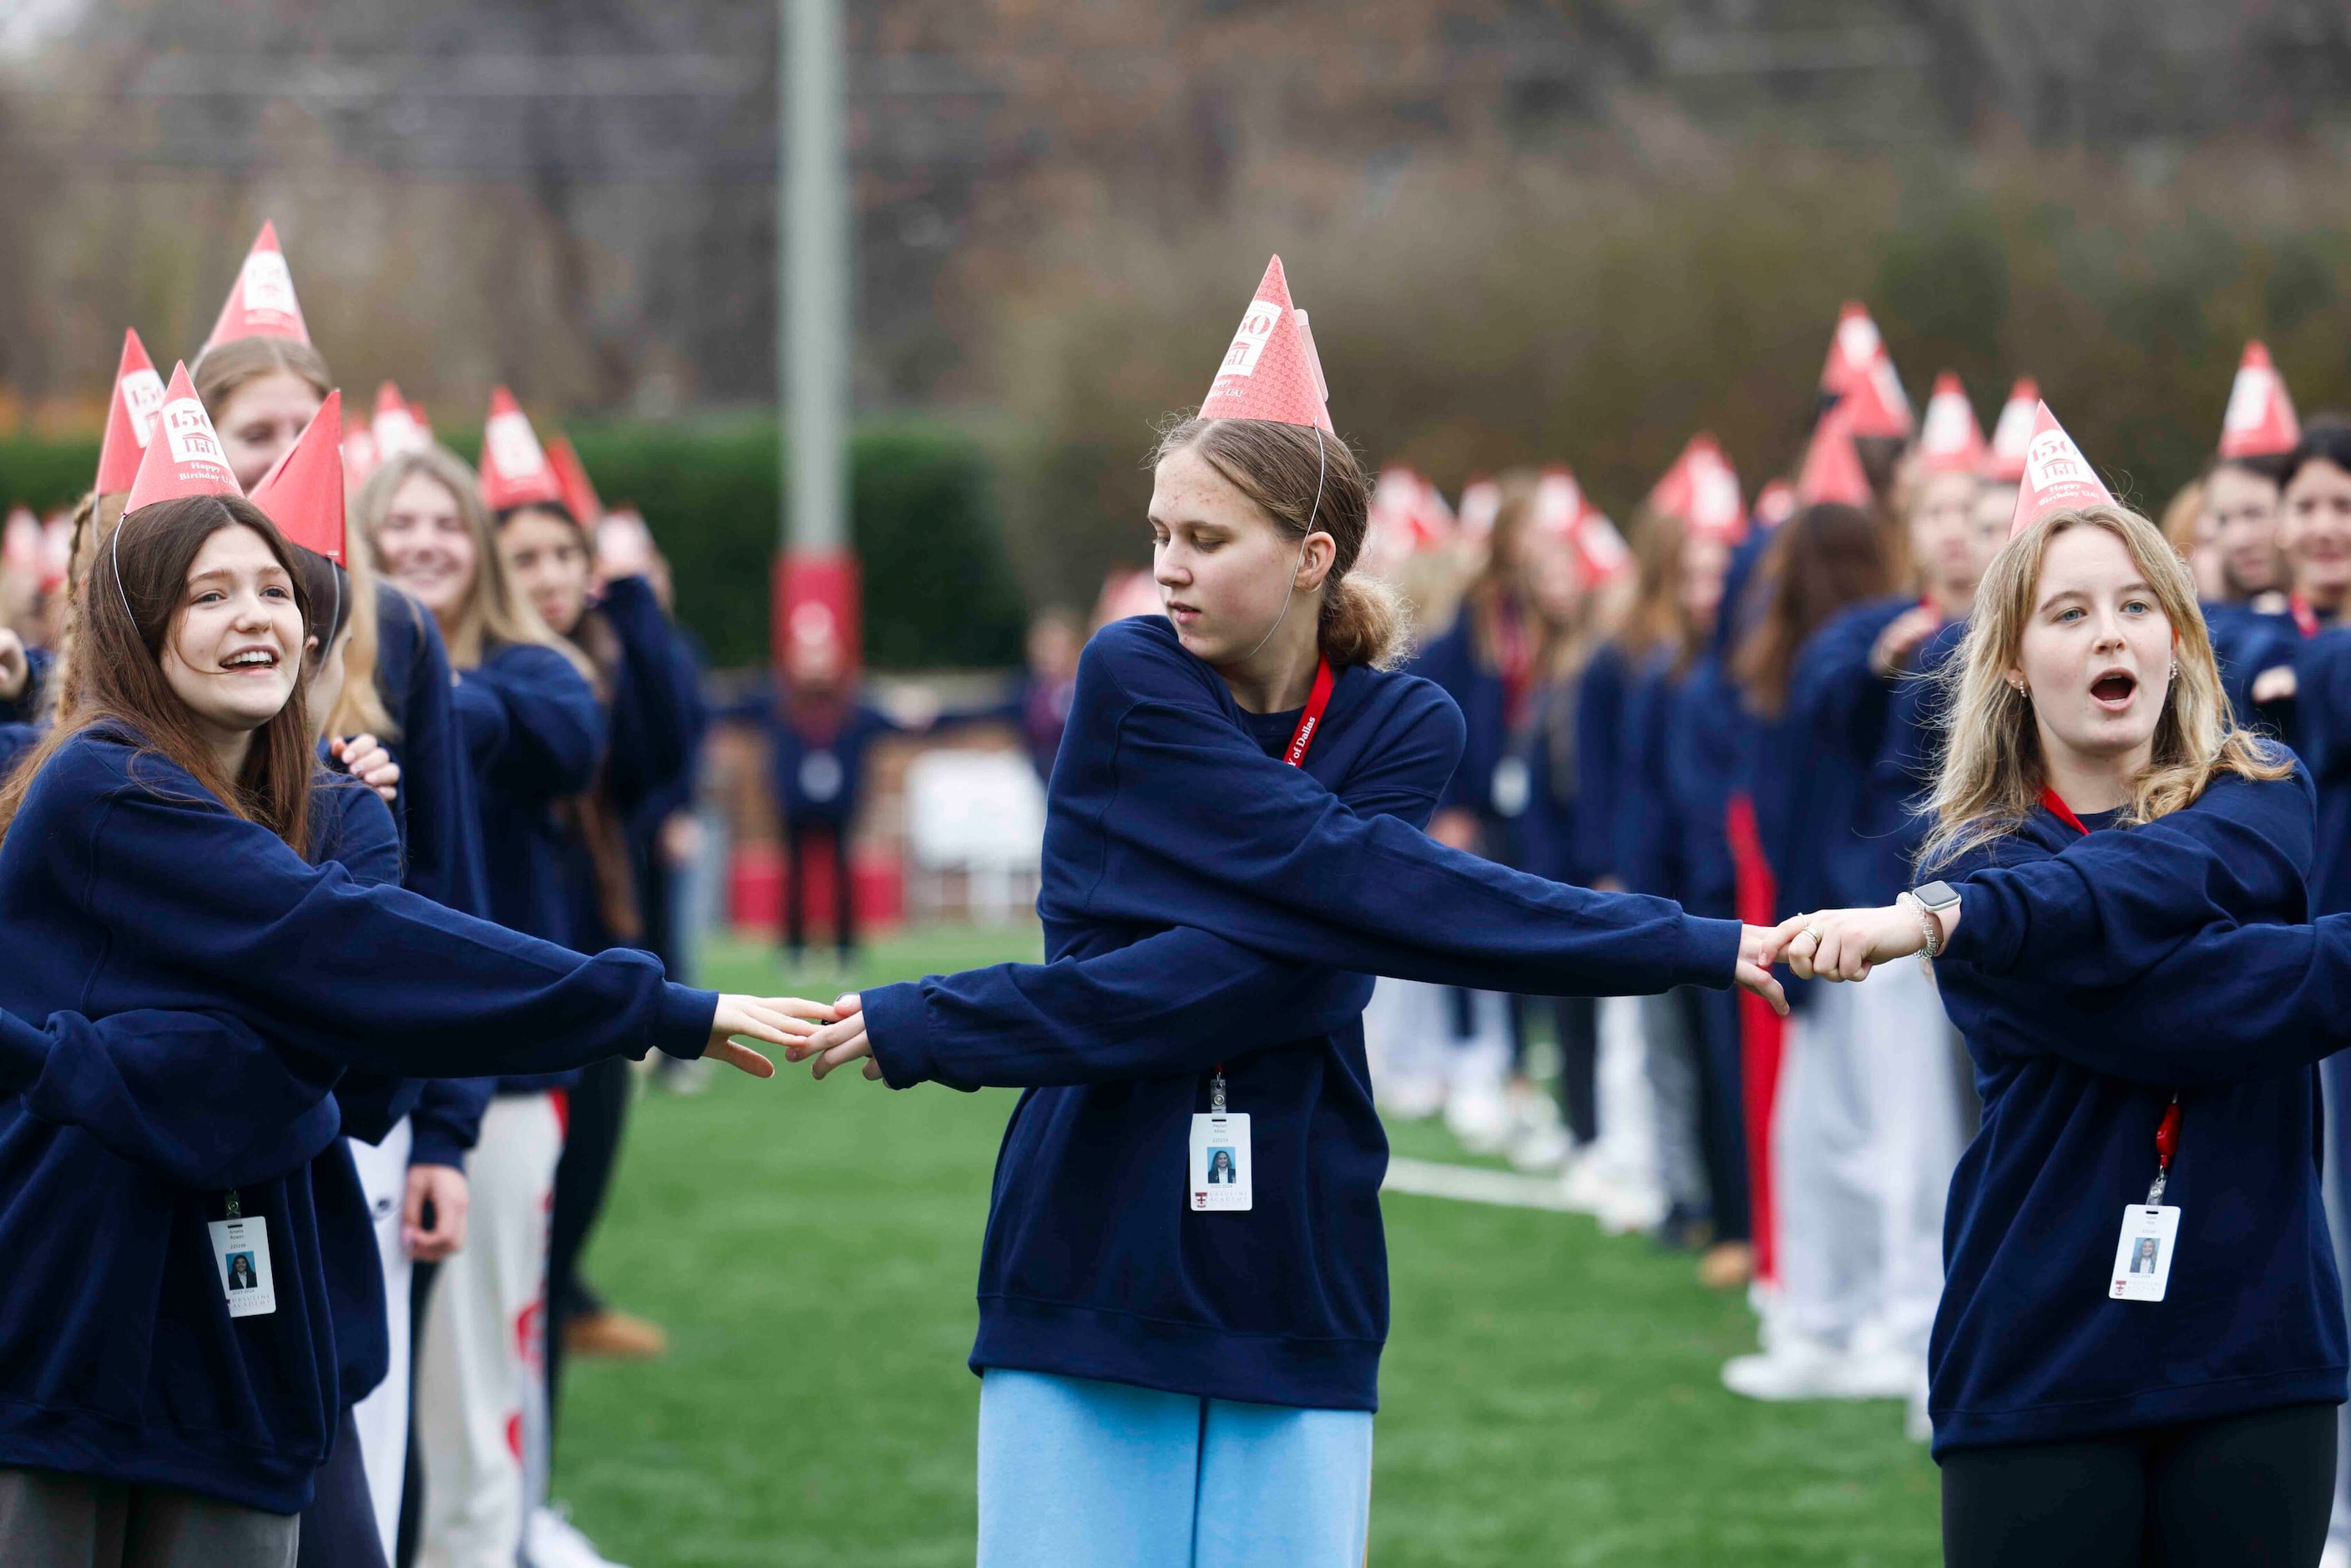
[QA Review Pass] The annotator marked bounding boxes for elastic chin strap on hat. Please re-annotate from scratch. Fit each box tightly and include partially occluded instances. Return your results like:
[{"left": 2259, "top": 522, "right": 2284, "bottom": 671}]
[
  {"left": 1238, "top": 425, "right": 1328, "bottom": 667},
  {"left": 109, "top": 508, "right": 137, "bottom": 640}
]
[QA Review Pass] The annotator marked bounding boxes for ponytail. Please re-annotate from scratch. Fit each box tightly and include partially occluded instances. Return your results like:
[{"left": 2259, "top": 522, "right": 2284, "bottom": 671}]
[{"left": 1320, "top": 573, "right": 1413, "bottom": 670}]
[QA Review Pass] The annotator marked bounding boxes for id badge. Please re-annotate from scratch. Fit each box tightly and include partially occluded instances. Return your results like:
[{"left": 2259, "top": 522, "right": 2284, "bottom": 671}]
[
  {"left": 1189, "top": 1113, "right": 1252, "bottom": 1212},
  {"left": 208, "top": 1215, "right": 277, "bottom": 1318},
  {"left": 2108, "top": 1205, "right": 2180, "bottom": 1302}
]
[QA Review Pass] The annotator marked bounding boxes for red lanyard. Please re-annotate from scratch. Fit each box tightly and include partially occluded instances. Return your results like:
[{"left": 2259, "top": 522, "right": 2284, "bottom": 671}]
[
  {"left": 1282, "top": 657, "right": 1335, "bottom": 768},
  {"left": 2148, "top": 1097, "right": 2182, "bottom": 1203},
  {"left": 1216, "top": 656, "right": 1335, "bottom": 1100},
  {"left": 2044, "top": 783, "right": 2183, "bottom": 1201},
  {"left": 2292, "top": 594, "right": 2323, "bottom": 640},
  {"left": 2040, "top": 785, "right": 2090, "bottom": 837}
]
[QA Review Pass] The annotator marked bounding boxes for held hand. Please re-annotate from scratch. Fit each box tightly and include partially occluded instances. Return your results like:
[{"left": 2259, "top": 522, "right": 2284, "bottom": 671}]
[
  {"left": 0, "top": 627, "right": 25, "bottom": 703},
  {"left": 1735, "top": 926, "right": 1790, "bottom": 1016},
  {"left": 791, "top": 992, "right": 881, "bottom": 1080},
  {"left": 1777, "top": 905, "right": 1927, "bottom": 982},
  {"left": 2251, "top": 665, "right": 2298, "bottom": 706},
  {"left": 332, "top": 734, "right": 402, "bottom": 804},
  {"left": 705, "top": 995, "right": 838, "bottom": 1078},
  {"left": 402, "top": 1164, "right": 470, "bottom": 1261},
  {"left": 1868, "top": 606, "right": 1942, "bottom": 678}
]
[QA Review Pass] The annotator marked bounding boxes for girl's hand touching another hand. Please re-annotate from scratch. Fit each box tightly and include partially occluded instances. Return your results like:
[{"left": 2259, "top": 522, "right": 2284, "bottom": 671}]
[
  {"left": 1736, "top": 926, "right": 1790, "bottom": 1016},
  {"left": 1775, "top": 906, "right": 1928, "bottom": 982},
  {"left": 705, "top": 995, "right": 837, "bottom": 1078},
  {"left": 790, "top": 993, "right": 882, "bottom": 1081}
]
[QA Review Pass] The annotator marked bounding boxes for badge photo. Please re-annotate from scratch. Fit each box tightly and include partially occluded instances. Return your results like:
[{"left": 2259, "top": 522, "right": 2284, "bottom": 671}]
[
  {"left": 1188, "top": 1113, "right": 1252, "bottom": 1213},
  {"left": 2109, "top": 1205, "right": 2180, "bottom": 1303},
  {"left": 208, "top": 1214, "right": 278, "bottom": 1318}
]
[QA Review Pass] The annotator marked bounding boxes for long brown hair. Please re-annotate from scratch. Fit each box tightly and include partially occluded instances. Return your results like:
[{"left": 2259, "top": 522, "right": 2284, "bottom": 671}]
[
  {"left": 494, "top": 503, "right": 642, "bottom": 943},
  {"left": 1918, "top": 503, "right": 2292, "bottom": 872},
  {"left": 1731, "top": 503, "right": 1895, "bottom": 717},
  {"left": 0, "top": 495, "right": 317, "bottom": 856},
  {"left": 1150, "top": 417, "right": 1412, "bottom": 670},
  {"left": 1615, "top": 509, "right": 1697, "bottom": 676}
]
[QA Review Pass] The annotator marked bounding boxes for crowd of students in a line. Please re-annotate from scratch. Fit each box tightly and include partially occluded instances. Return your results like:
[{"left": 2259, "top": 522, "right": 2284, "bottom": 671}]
[
  {"left": 0, "top": 225, "right": 825, "bottom": 1568},
  {"left": 16, "top": 225, "right": 2351, "bottom": 1568}
]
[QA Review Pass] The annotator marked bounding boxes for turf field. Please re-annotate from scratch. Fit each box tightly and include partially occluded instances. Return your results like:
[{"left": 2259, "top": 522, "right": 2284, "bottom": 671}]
[{"left": 554, "top": 927, "right": 1940, "bottom": 1566}]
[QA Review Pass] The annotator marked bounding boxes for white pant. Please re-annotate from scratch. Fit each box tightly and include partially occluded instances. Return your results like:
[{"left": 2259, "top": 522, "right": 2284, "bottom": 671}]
[
  {"left": 1772, "top": 961, "right": 1964, "bottom": 1357},
  {"left": 346, "top": 1117, "right": 416, "bottom": 1560},
  {"left": 417, "top": 1092, "right": 564, "bottom": 1568}
]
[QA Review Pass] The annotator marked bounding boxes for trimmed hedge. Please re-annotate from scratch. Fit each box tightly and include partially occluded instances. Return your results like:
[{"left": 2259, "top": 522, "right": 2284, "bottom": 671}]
[{"left": 0, "top": 417, "right": 1029, "bottom": 671}]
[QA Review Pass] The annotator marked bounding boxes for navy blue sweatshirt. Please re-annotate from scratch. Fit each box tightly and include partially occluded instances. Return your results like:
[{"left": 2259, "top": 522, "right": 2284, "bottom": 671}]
[
  {"left": 0, "top": 729, "right": 718, "bottom": 1511},
  {"left": 1781, "top": 596, "right": 1916, "bottom": 913},
  {"left": 454, "top": 641, "right": 607, "bottom": 1095},
  {"left": 563, "top": 577, "right": 703, "bottom": 958},
  {"left": 1572, "top": 643, "right": 1631, "bottom": 884},
  {"left": 857, "top": 617, "right": 1739, "bottom": 1411},
  {"left": 1926, "top": 767, "right": 2347, "bottom": 1455},
  {"left": 372, "top": 585, "right": 490, "bottom": 919}
]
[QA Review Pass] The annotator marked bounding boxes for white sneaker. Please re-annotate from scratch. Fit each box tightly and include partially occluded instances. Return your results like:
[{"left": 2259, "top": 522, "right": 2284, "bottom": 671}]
[
  {"left": 528, "top": 1504, "right": 628, "bottom": 1568},
  {"left": 1443, "top": 1085, "right": 1512, "bottom": 1155},
  {"left": 1722, "top": 1338, "right": 1914, "bottom": 1403},
  {"left": 1376, "top": 1074, "right": 1446, "bottom": 1121},
  {"left": 1507, "top": 1120, "right": 1573, "bottom": 1174}
]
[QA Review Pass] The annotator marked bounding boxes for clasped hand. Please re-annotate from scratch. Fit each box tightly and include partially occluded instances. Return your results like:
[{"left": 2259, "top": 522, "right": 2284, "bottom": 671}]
[{"left": 1763, "top": 903, "right": 1942, "bottom": 983}]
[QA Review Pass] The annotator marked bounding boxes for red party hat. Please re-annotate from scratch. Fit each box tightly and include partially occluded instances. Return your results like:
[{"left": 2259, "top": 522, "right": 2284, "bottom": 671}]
[
  {"left": 1456, "top": 477, "right": 1500, "bottom": 541},
  {"left": 341, "top": 427, "right": 379, "bottom": 489},
  {"left": 2218, "top": 341, "right": 2300, "bottom": 460},
  {"left": 1753, "top": 478, "right": 1797, "bottom": 527},
  {"left": 124, "top": 363, "right": 243, "bottom": 512},
  {"left": 1914, "top": 372, "right": 1986, "bottom": 474},
  {"left": 1818, "top": 302, "right": 1914, "bottom": 439},
  {"left": 1982, "top": 379, "right": 2038, "bottom": 482},
  {"left": 249, "top": 390, "right": 346, "bottom": 564},
  {"left": 94, "top": 329, "right": 168, "bottom": 496},
  {"left": 204, "top": 221, "right": 311, "bottom": 347},
  {"left": 373, "top": 382, "right": 428, "bottom": 458},
  {"left": 1683, "top": 437, "right": 1747, "bottom": 544},
  {"left": 1795, "top": 404, "right": 1873, "bottom": 508},
  {"left": 2008, "top": 402, "right": 2114, "bottom": 538},
  {"left": 1534, "top": 467, "right": 1629, "bottom": 584},
  {"left": 1198, "top": 256, "right": 1335, "bottom": 432},
  {"left": 478, "top": 387, "right": 566, "bottom": 512},
  {"left": 548, "top": 433, "right": 604, "bottom": 527}
]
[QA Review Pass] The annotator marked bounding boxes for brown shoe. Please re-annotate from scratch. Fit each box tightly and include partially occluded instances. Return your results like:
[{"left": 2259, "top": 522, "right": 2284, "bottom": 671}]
[
  {"left": 1696, "top": 1240, "right": 1754, "bottom": 1292},
  {"left": 563, "top": 1308, "right": 670, "bottom": 1359}
]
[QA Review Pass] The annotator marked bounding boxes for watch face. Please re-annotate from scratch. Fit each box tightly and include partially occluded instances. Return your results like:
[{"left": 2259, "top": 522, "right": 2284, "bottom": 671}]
[{"left": 1914, "top": 880, "right": 1959, "bottom": 910}]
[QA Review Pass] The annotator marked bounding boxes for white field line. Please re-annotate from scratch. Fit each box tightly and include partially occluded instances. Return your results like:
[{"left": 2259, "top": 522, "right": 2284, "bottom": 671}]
[{"left": 1382, "top": 1156, "right": 1579, "bottom": 1212}]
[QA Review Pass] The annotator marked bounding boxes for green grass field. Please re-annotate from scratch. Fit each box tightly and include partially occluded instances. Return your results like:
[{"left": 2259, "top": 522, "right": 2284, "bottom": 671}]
[{"left": 553, "top": 928, "right": 1940, "bottom": 1566}]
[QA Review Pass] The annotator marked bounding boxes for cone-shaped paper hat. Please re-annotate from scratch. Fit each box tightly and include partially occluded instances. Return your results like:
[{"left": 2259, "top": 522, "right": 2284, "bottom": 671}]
[
  {"left": 1754, "top": 478, "right": 1797, "bottom": 528},
  {"left": 1684, "top": 438, "right": 1747, "bottom": 544},
  {"left": 95, "top": 329, "right": 168, "bottom": 496},
  {"left": 478, "top": 387, "right": 567, "bottom": 512},
  {"left": 1198, "top": 256, "right": 1335, "bottom": 432},
  {"left": 1646, "top": 444, "right": 1693, "bottom": 519},
  {"left": 1534, "top": 466, "right": 1630, "bottom": 584},
  {"left": 2219, "top": 341, "right": 2300, "bottom": 460},
  {"left": 1456, "top": 477, "right": 1500, "bottom": 542},
  {"left": 125, "top": 363, "right": 244, "bottom": 513},
  {"left": 1575, "top": 511, "right": 1632, "bottom": 586},
  {"left": 204, "top": 222, "right": 311, "bottom": 348},
  {"left": 1915, "top": 372, "right": 1986, "bottom": 474},
  {"left": 1983, "top": 379, "right": 2038, "bottom": 482},
  {"left": 548, "top": 434, "right": 604, "bottom": 528},
  {"left": 2007, "top": 402, "right": 2114, "bottom": 538},
  {"left": 410, "top": 400, "right": 433, "bottom": 439},
  {"left": 373, "top": 382, "right": 428, "bottom": 459},
  {"left": 249, "top": 390, "right": 345, "bottom": 564},
  {"left": 1818, "top": 303, "right": 1914, "bottom": 438},
  {"left": 1795, "top": 404, "right": 1873, "bottom": 509}
]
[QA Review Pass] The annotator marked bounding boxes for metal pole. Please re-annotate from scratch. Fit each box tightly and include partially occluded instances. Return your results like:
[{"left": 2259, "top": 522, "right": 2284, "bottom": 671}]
[{"left": 783, "top": 0, "right": 845, "bottom": 555}]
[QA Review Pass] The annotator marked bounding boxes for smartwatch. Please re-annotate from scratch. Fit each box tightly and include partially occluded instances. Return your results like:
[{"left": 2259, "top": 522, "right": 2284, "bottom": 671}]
[{"left": 1909, "top": 880, "right": 1961, "bottom": 959}]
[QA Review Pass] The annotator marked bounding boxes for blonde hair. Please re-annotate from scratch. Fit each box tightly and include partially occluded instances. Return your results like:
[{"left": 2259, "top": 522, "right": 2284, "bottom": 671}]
[
  {"left": 349, "top": 445, "right": 588, "bottom": 677},
  {"left": 324, "top": 534, "right": 397, "bottom": 737},
  {"left": 1918, "top": 503, "right": 2292, "bottom": 872}
]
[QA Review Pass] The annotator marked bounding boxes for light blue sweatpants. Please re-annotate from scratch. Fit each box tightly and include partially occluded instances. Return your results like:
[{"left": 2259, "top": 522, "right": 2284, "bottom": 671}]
[{"left": 975, "top": 1369, "right": 1373, "bottom": 1568}]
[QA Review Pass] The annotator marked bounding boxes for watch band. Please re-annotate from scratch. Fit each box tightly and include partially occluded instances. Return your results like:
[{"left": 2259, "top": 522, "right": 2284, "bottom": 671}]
[{"left": 1900, "top": 891, "right": 1943, "bottom": 960}]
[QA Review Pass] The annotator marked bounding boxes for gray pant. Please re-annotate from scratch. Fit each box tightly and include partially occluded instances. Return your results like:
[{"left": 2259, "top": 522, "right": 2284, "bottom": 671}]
[
  {"left": 0, "top": 1469, "right": 296, "bottom": 1568},
  {"left": 1642, "top": 991, "right": 1710, "bottom": 1213}
]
